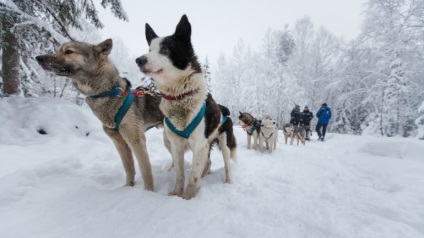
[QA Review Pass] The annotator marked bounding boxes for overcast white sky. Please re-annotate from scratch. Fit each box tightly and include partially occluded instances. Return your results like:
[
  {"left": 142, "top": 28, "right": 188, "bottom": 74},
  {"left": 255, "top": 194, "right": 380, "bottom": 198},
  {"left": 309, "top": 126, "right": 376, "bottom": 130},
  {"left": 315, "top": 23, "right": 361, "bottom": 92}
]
[{"left": 97, "top": 0, "right": 366, "bottom": 65}]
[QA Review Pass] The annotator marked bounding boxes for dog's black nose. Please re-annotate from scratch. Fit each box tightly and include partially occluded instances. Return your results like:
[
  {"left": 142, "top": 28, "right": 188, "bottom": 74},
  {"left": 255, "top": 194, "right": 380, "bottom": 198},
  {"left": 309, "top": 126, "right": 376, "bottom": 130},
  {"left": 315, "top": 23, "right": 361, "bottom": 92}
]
[
  {"left": 36, "top": 55, "right": 45, "bottom": 62},
  {"left": 135, "top": 56, "right": 147, "bottom": 66}
]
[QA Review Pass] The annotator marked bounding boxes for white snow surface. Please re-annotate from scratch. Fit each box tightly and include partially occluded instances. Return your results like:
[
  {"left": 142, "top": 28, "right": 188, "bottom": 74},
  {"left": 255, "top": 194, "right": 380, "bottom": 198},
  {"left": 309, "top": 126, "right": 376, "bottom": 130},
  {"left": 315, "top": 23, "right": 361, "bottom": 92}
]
[{"left": 1, "top": 97, "right": 423, "bottom": 238}]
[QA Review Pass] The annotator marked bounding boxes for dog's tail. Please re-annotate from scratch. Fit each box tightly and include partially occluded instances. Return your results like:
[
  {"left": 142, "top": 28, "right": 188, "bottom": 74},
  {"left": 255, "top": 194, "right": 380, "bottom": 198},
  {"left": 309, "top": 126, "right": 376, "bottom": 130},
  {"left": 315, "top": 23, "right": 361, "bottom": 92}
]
[
  {"left": 218, "top": 104, "right": 237, "bottom": 163},
  {"left": 226, "top": 120, "right": 237, "bottom": 163}
]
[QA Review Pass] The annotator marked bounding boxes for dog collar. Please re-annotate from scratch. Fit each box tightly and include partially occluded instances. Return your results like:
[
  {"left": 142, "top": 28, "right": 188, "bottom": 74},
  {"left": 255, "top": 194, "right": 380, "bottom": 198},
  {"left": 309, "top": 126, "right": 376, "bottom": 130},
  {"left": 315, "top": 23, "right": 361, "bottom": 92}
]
[
  {"left": 161, "top": 90, "right": 193, "bottom": 100},
  {"left": 89, "top": 84, "right": 121, "bottom": 99}
]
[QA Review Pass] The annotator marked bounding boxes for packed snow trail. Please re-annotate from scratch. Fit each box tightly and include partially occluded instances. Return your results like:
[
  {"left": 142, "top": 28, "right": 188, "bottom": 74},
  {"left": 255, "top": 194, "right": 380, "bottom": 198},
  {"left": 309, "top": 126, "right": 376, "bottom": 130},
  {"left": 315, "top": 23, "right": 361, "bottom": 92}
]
[{"left": 0, "top": 97, "right": 423, "bottom": 238}]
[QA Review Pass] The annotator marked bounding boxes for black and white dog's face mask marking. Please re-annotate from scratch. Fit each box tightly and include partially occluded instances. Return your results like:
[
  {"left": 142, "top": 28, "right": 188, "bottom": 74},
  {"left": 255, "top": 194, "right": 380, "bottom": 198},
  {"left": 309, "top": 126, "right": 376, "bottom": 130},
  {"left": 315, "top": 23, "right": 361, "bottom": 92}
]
[{"left": 136, "top": 15, "right": 200, "bottom": 85}]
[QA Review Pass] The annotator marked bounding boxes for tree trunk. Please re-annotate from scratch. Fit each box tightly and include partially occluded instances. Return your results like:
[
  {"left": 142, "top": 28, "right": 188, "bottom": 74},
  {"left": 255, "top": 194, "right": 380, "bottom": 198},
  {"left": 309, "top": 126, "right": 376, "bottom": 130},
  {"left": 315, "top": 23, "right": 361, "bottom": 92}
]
[{"left": 1, "top": 17, "right": 20, "bottom": 95}]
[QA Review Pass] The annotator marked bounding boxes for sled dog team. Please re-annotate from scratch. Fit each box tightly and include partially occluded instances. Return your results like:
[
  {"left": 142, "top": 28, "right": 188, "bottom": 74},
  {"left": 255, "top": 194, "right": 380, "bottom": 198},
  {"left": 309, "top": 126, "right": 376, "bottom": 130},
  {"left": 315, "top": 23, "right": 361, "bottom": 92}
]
[
  {"left": 239, "top": 112, "right": 307, "bottom": 153},
  {"left": 36, "top": 15, "right": 315, "bottom": 199}
]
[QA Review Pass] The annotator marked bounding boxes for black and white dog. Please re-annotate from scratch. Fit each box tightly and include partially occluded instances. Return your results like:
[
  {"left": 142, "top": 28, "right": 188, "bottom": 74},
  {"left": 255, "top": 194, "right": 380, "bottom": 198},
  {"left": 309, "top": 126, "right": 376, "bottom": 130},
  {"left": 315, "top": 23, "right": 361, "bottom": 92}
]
[{"left": 136, "top": 15, "right": 237, "bottom": 199}]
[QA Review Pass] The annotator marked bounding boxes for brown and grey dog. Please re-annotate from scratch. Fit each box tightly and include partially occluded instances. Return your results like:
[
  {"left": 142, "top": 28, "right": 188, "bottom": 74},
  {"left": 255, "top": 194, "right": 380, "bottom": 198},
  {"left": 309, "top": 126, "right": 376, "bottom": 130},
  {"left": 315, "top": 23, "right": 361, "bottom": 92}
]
[
  {"left": 136, "top": 15, "right": 237, "bottom": 199},
  {"left": 36, "top": 39, "right": 164, "bottom": 191},
  {"left": 283, "top": 123, "right": 294, "bottom": 144},
  {"left": 259, "top": 115, "right": 278, "bottom": 152},
  {"left": 291, "top": 125, "right": 306, "bottom": 146},
  {"left": 238, "top": 112, "right": 261, "bottom": 150}
]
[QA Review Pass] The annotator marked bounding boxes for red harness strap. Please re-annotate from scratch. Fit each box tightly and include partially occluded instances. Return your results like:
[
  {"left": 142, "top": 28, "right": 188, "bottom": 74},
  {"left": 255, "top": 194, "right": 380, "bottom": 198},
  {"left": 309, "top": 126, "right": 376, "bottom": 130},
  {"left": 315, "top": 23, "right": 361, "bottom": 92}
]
[{"left": 123, "top": 90, "right": 145, "bottom": 97}]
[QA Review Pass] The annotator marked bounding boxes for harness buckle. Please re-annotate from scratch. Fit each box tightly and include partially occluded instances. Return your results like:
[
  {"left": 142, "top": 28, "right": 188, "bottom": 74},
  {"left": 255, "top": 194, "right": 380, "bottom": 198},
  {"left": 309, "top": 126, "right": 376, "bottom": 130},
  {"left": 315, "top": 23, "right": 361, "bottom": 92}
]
[{"left": 117, "top": 87, "right": 125, "bottom": 97}]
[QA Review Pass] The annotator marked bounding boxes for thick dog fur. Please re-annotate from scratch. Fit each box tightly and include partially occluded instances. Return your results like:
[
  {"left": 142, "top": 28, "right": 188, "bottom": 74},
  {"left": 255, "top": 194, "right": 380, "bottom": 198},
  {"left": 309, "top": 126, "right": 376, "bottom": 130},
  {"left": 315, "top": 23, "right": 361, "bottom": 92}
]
[
  {"left": 238, "top": 112, "right": 261, "bottom": 150},
  {"left": 136, "top": 15, "right": 237, "bottom": 199},
  {"left": 259, "top": 115, "right": 278, "bottom": 152},
  {"left": 283, "top": 123, "right": 294, "bottom": 145},
  {"left": 291, "top": 125, "right": 307, "bottom": 146},
  {"left": 36, "top": 39, "right": 164, "bottom": 190}
]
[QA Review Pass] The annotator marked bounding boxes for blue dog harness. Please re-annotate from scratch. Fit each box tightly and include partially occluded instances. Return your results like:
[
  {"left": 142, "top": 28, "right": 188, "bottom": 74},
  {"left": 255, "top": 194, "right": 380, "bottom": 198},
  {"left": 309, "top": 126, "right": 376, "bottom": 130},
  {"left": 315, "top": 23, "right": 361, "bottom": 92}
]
[
  {"left": 165, "top": 102, "right": 229, "bottom": 139},
  {"left": 114, "top": 88, "right": 135, "bottom": 130},
  {"left": 245, "top": 121, "right": 260, "bottom": 136},
  {"left": 90, "top": 84, "right": 160, "bottom": 131}
]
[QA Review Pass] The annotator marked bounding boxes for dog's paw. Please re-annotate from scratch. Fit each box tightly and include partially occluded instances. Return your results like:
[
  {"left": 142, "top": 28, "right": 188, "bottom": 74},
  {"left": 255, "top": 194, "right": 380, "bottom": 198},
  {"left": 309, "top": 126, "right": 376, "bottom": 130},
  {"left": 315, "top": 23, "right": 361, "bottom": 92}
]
[
  {"left": 225, "top": 178, "right": 233, "bottom": 184},
  {"left": 168, "top": 188, "right": 184, "bottom": 197},
  {"left": 125, "top": 180, "right": 135, "bottom": 187},
  {"left": 181, "top": 190, "right": 196, "bottom": 200}
]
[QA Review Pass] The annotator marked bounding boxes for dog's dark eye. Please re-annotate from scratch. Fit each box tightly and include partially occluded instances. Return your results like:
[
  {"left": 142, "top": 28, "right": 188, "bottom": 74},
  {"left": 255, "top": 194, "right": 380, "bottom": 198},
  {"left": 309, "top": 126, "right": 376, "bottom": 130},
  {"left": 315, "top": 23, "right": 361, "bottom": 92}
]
[
  {"left": 160, "top": 46, "right": 169, "bottom": 55},
  {"left": 64, "top": 50, "right": 74, "bottom": 55}
]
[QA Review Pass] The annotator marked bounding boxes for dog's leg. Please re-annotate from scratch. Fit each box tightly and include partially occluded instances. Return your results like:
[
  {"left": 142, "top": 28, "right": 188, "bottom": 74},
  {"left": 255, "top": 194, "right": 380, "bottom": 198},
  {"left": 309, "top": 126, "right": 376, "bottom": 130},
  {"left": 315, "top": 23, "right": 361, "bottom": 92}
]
[
  {"left": 202, "top": 147, "right": 212, "bottom": 178},
  {"left": 168, "top": 136, "right": 186, "bottom": 197},
  {"left": 273, "top": 135, "right": 277, "bottom": 150},
  {"left": 124, "top": 129, "right": 154, "bottom": 191},
  {"left": 247, "top": 134, "right": 251, "bottom": 149},
  {"left": 253, "top": 132, "right": 259, "bottom": 150},
  {"left": 103, "top": 127, "right": 136, "bottom": 186},
  {"left": 259, "top": 136, "right": 264, "bottom": 151},
  {"left": 183, "top": 143, "right": 209, "bottom": 200},
  {"left": 163, "top": 131, "right": 174, "bottom": 171},
  {"left": 219, "top": 133, "right": 233, "bottom": 184},
  {"left": 267, "top": 140, "right": 272, "bottom": 153},
  {"left": 290, "top": 134, "right": 295, "bottom": 145},
  {"left": 285, "top": 135, "right": 288, "bottom": 145}
]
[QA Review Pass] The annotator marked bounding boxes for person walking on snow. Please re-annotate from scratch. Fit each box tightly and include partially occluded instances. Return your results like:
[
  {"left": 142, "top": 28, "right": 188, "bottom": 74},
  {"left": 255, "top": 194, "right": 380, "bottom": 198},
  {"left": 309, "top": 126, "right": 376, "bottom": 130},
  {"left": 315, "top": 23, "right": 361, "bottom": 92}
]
[
  {"left": 290, "top": 104, "right": 302, "bottom": 126},
  {"left": 316, "top": 103, "right": 331, "bottom": 141},
  {"left": 301, "top": 106, "right": 314, "bottom": 140}
]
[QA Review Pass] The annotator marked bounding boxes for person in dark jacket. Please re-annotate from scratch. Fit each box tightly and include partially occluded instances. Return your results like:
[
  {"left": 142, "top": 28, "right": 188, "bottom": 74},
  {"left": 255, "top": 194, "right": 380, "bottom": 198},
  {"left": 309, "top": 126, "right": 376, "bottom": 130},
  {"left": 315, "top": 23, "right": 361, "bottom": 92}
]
[
  {"left": 301, "top": 106, "right": 314, "bottom": 140},
  {"left": 290, "top": 104, "right": 301, "bottom": 125},
  {"left": 316, "top": 103, "right": 331, "bottom": 141}
]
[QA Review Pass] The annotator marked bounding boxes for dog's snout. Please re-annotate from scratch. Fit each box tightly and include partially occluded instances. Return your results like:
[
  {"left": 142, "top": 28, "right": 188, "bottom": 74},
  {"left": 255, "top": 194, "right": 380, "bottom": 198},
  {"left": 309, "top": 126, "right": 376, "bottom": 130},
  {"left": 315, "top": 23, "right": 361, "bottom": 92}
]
[
  {"left": 136, "top": 56, "right": 148, "bottom": 66},
  {"left": 36, "top": 55, "right": 46, "bottom": 62},
  {"left": 273, "top": 122, "right": 276, "bottom": 124}
]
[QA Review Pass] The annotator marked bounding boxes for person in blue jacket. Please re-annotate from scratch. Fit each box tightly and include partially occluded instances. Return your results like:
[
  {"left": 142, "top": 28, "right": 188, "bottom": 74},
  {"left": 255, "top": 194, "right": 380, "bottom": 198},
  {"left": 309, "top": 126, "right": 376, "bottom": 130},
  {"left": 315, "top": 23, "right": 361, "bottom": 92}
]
[{"left": 316, "top": 103, "right": 331, "bottom": 141}]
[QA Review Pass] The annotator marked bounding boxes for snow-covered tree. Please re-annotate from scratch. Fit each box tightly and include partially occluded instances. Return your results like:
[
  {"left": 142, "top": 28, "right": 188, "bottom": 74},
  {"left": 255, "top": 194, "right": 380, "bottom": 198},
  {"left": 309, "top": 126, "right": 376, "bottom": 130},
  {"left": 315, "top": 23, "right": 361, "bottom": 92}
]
[
  {"left": 416, "top": 101, "right": 424, "bottom": 140},
  {"left": 359, "top": 0, "right": 424, "bottom": 136},
  {"left": 213, "top": 30, "right": 303, "bottom": 127},
  {"left": 203, "top": 57, "right": 212, "bottom": 93},
  {"left": 0, "top": 0, "right": 128, "bottom": 97}
]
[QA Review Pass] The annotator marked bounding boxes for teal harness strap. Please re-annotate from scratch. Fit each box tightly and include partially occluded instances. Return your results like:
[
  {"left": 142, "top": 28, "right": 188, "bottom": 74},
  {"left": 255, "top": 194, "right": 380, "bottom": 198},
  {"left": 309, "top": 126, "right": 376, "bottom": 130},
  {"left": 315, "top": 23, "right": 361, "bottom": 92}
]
[
  {"left": 165, "top": 102, "right": 207, "bottom": 139},
  {"left": 114, "top": 89, "right": 135, "bottom": 130},
  {"left": 90, "top": 84, "right": 121, "bottom": 99},
  {"left": 222, "top": 115, "right": 229, "bottom": 124},
  {"left": 246, "top": 121, "right": 259, "bottom": 136}
]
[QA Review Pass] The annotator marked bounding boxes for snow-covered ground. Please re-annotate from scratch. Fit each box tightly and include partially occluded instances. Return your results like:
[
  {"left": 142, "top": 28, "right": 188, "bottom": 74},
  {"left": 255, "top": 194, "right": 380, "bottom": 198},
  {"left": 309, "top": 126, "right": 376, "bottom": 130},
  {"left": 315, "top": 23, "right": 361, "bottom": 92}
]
[{"left": 1, "top": 97, "right": 423, "bottom": 238}]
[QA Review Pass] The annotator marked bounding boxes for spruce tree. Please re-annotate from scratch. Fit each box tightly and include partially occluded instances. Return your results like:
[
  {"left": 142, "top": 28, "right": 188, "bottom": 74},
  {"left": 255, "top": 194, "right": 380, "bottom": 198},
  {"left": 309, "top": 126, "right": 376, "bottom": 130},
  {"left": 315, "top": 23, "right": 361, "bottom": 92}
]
[{"left": 0, "top": 0, "right": 128, "bottom": 96}]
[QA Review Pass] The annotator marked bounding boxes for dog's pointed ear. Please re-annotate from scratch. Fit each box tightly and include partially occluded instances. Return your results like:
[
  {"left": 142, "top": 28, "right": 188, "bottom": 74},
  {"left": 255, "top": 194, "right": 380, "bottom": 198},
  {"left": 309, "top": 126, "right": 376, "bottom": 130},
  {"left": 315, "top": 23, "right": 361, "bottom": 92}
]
[
  {"left": 145, "top": 23, "right": 158, "bottom": 46},
  {"left": 95, "top": 39, "right": 113, "bottom": 56},
  {"left": 239, "top": 111, "right": 242, "bottom": 116},
  {"left": 174, "top": 15, "right": 191, "bottom": 42}
]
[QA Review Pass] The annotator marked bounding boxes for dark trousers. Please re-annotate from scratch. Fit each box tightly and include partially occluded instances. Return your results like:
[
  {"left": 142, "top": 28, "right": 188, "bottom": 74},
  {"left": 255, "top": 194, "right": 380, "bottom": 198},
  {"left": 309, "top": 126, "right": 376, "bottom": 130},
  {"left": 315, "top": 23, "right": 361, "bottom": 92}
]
[{"left": 315, "top": 123, "right": 328, "bottom": 138}]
